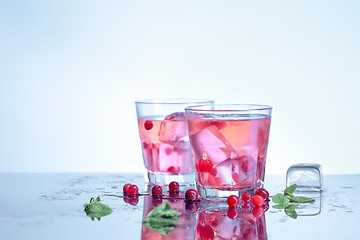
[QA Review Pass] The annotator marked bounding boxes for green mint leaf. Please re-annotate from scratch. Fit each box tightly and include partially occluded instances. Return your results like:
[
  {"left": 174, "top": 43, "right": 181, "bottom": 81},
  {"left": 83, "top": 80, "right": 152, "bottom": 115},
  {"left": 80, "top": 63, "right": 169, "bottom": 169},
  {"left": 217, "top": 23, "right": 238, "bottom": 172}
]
[
  {"left": 142, "top": 220, "right": 181, "bottom": 236},
  {"left": 272, "top": 204, "right": 287, "bottom": 209},
  {"left": 146, "top": 202, "right": 182, "bottom": 219},
  {"left": 142, "top": 202, "right": 183, "bottom": 236},
  {"left": 288, "top": 195, "right": 315, "bottom": 203},
  {"left": 284, "top": 204, "right": 298, "bottom": 219},
  {"left": 284, "top": 184, "right": 297, "bottom": 195},
  {"left": 84, "top": 196, "right": 112, "bottom": 220},
  {"left": 272, "top": 193, "right": 290, "bottom": 205}
]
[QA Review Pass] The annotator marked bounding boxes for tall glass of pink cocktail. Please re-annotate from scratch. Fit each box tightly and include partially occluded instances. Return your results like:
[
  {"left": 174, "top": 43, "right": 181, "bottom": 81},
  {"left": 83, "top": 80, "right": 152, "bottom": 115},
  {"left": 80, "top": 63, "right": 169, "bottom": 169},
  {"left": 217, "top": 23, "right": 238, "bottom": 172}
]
[
  {"left": 136, "top": 99, "right": 214, "bottom": 185},
  {"left": 185, "top": 104, "right": 272, "bottom": 199}
]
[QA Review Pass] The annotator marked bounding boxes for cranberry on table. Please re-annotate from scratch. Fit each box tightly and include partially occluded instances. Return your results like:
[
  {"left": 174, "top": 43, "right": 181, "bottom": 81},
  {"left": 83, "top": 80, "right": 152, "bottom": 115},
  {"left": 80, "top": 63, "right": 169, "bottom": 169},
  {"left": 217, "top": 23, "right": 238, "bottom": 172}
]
[
  {"left": 151, "top": 185, "right": 163, "bottom": 196},
  {"left": 252, "top": 206, "right": 265, "bottom": 217},
  {"left": 227, "top": 208, "right": 238, "bottom": 219},
  {"left": 169, "top": 181, "right": 179, "bottom": 192},
  {"left": 123, "top": 183, "right": 132, "bottom": 195},
  {"left": 127, "top": 184, "right": 139, "bottom": 196},
  {"left": 252, "top": 195, "right": 264, "bottom": 207},
  {"left": 185, "top": 201, "right": 199, "bottom": 213},
  {"left": 227, "top": 195, "right": 240, "bottom": 208},
  {"left": 128, "top": 197, "right": 139, "bottom": 206},
  {"left": 185, "top": 189, "right": 198, "bottom": 201},
  {"left": 241, "top": 192, "right": 253, "bottom": 203},
  {"left": 144, "top": 121, "right": 153, "bottom": 130},
  {"left": 255, "top": 188, "right": 270, "bottom": 201}
]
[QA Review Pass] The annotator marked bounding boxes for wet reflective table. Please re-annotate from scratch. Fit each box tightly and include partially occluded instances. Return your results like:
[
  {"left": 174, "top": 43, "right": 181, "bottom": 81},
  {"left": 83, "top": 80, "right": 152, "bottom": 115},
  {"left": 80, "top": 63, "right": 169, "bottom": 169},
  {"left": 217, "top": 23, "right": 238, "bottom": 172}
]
[{"left": 0, "top": 173, "right": 359, "bottom": 239}]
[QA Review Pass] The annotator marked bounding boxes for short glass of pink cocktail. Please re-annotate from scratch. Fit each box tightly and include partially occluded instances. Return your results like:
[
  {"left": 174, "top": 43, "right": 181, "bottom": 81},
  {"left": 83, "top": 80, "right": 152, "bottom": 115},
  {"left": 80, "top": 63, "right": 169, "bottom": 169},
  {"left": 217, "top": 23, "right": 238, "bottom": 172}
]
[
  {"left": 136, "top": 99, "right": 214, "bottom": 185},
  {"left": 185, "top": 104, "right": 272, "bottom": 199}
]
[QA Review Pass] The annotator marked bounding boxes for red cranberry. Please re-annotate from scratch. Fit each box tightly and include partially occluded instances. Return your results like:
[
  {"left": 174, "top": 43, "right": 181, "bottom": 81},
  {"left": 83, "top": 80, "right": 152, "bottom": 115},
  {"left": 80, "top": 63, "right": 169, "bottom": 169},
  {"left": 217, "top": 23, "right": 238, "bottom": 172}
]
[
  {"left": 185, "top": 202, "right": 199, "bottom": 213},
  {"left": 252, "top": 195, "right": 264, "bottom": 207},
  {"left": 123, "top": 183, "right": 131, "bottom": 195},
  {"left": 227, "top": 195, "right": 240, "bottom": 208},
  {"left": 255, "top": 188, "right": 269, "bottom": 201},
  {"left": 169, "top": 181, "right": 179, "bottom": 192},
  {"left": 128, "top": 197, "right": 139, "bottom": 206},
  {"left": 185, "top": 189, "right": 198, "bottom": 201},
  {"left": 197, "top": 159, "right": 213, "bottom": 172},
  {"left": 127, "top": 184, "right": 139, "bottom": 196},
  {"left": 241, "top": 192, "right": 252, "bottom": 203},
  {"left": 199, "top": 224, "right": 214, "bottom": 240},
  {"left": 151, "top": 185, "right": 162, "bottom": 196},
  {"left": 144, "top": 121, "right": 153, "bottom": 130},
  {"left": 167, "top": 166, "right": 178, "bottom": 174},
  {"left": 227, "top": 208, "right": 238, "bottom": 219},
  {"left": 152, "top": 198, "right": 163, "bottom": 207},
  {"left": 252, "top": 207, "right": 264, "bottom": 217}
]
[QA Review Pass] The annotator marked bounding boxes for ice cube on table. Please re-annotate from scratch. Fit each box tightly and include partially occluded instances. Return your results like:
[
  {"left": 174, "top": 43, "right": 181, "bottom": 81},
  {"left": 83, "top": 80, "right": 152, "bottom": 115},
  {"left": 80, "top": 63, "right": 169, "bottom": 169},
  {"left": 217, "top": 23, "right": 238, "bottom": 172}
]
[
  {"left": 190, "top": 125, "right": 238, "bottom": 165},
  {"left": 159, "top": 112, "right": 187, "bottom": 142},
  {"left": 286, "top": 163, "right": 323, "bottom": 191}
]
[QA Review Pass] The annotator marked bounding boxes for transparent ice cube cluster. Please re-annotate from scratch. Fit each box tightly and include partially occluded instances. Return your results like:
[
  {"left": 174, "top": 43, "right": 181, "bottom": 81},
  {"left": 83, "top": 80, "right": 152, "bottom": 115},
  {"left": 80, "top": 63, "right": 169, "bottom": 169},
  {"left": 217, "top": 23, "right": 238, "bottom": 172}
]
[{"left": 286, "top": 163, "right": 323, "bottom": 192}]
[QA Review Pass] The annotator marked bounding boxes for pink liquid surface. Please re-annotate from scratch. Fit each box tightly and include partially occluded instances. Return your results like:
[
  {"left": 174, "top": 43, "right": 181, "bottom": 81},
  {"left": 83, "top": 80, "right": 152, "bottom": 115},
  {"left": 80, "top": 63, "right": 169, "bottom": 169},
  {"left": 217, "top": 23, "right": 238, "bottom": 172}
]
[
  {"left": 138, "top": 112, "right": 193, "bottom": 175},
  {"left": 187, "top": 115, "right": 271, "bottom": 190}
]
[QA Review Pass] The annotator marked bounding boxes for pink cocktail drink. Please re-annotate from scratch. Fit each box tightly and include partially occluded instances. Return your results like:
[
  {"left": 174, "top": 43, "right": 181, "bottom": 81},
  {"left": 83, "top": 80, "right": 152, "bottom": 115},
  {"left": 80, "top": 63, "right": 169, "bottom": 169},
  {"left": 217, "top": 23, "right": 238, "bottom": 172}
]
[
  {"left": 186, "top": 104, "right": 272, "bottom": 198},
  {"left": 138, "top": 113, "right": 193, "bottom": 175},
  {"left": 136, "top": 99, "right": 214, "bottom": 185}
]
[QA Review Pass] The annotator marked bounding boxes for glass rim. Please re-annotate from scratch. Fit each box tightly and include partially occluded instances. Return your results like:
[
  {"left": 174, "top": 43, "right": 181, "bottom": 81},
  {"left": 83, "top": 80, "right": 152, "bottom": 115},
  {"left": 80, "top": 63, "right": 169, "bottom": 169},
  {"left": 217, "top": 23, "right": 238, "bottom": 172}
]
[
  {"left": 185, "top": 104, "right": 273, "bottom": 112},
  {"left": 135, "top": 98, "right": 214, "bottom": 105}
]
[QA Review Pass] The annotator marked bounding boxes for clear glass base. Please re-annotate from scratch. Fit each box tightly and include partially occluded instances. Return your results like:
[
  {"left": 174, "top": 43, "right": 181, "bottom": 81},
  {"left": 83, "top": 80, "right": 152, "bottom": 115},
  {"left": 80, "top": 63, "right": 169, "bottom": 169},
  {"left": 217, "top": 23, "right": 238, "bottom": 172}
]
[
  {"left": 196, "top": 181, "right": 264, "bottom": 200},
  {"left": 146, "top": 172, "right": 195, "bottom": 187}
]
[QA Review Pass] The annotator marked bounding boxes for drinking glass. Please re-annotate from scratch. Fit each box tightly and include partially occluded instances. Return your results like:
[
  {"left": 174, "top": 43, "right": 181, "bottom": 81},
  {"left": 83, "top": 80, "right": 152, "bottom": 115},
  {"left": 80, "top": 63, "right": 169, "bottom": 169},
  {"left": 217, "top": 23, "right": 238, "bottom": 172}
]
[
  {"left": 185, "top": 104, "right": 272, "bottom": 199},
  {"left": 136, "top": 99, "right": 214, "bottom": 185}
]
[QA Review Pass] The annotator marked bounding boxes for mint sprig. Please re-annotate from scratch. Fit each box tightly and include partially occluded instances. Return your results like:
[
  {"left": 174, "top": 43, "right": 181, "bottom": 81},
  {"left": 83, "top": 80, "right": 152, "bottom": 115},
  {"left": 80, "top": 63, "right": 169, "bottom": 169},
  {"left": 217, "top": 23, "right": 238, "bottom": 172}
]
[
  {"left": 84, "top": 196, "right": 113, "bottom": 221},
  {"left": 272, "top": 184, "right": 315, "bottom": 219},
  {"left": 142, "top": 202, "right": 183, "bottom": 236}
]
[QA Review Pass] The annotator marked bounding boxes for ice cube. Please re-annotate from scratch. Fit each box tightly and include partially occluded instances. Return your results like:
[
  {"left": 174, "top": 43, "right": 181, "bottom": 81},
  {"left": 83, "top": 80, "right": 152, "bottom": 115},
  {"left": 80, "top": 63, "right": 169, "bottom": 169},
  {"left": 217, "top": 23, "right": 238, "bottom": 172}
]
[
  {"left": 236, "top": 146, "right": 258, "bottom": 164},
  {"left": 286, "top": 163, "right": 323, "bottom": 191},
  {"left": 159, "top": 112, "right": 187, "bottom": 142},
  {"left": 190, "top": 125, "right": 238, "bottom": 165},
  {"left": 207, "top": 156, "right": 256, "bottom": 188},
  {"left": 154, "top": 143, "right": 192, "bottom": 174}
]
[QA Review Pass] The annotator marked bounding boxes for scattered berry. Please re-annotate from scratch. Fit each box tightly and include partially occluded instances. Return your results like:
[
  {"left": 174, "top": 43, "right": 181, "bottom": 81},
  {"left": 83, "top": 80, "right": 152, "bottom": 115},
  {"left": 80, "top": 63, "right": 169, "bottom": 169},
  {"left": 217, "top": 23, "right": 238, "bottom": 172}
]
[
  {"left": 127, "top": 184, "right": 139, "bottom": 196},
  {"left": 227, "top": 195, "right": 240, "bottom": 208},
  {"left": 252, "top": 195, "right": 264, "bottom": 207},
  {"left": 151, "top": 185, "right": 162, "bottom": 196},
  {"left": 198, "top": 224, "right": 214, "bottom": 240},
  {"left": 169, "top": 181, "right": 179, "bottom": 192},
  {"left": 185, "top": 189, "right": 198, "bottom": 201},
  {"left": 144, "top": 121, "right": 153, "bottom": 130},
  {"left": 128, "top": 197, "right": 139, "bottom": 206},
  {"left": 227, "top": 208, "right": 238, "bottom": 219},
  {"left": 152, "top": 198, "right": 163, "bottom": 207},
  {"left": 123, "top": 183, "right": 131, "bottom": 195},
  {"left": 255, "top": 188, "right": 269, "bottom": 201},
  {"left": 167, "top": 166, "right": 178, "bottom": 174},
  {"left": 185, "top": 202, "right": 199, "bottom": 213},
  {"left": 252, "top": 206, "right": 264, "bottom": 217},
  {"left": 241, "top": 192, "right": 252, "bottom": 203},
  {"left": 197, "top": 159, "right": 213, "bottom": 172}
]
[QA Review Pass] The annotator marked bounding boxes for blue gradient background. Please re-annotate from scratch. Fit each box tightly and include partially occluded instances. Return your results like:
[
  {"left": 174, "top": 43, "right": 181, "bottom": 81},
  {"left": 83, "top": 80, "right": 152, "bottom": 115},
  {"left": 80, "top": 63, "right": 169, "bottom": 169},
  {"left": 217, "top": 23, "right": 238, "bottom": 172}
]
[{"left": 1, "top": 1, "right": 359, "bottom": 174}]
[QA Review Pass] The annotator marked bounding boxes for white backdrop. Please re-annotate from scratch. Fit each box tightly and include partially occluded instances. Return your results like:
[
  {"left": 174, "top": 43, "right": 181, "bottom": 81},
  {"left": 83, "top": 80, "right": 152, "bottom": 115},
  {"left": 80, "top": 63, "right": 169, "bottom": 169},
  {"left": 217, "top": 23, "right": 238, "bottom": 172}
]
[{"left": 1, "top": 1, "right": 359, "bottom": 175}]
